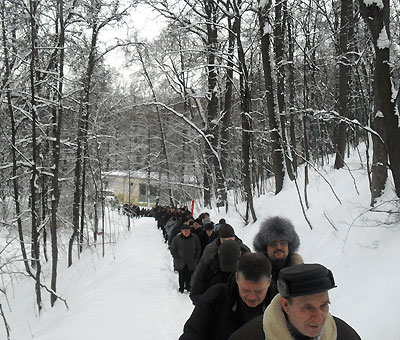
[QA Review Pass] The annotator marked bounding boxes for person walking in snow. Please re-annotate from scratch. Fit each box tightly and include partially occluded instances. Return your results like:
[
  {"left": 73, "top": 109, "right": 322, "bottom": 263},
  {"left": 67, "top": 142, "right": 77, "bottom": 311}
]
[
  {"left": 253, "top": 216, "right": 303, "bottom": 285},
  {"left": 191, "top": 224, "right": 250, "bottom": 288},
  {"left": 170, "top": 223, "right": 201, "bottom": 293},
  {"left": 179, "top": 253, "right": 277, "bottom": 340},
  {"left": 201, "top": 222, "right": 218, "bottom": 254},
  {"left": 164, "top": 215, "right": 178, "bottom": 243},
  {"left": 227, "top": 263, "right": 361, "bottom": 340},
  {"left": 189, "top": 240, "right": 241, "bottom": 305}
]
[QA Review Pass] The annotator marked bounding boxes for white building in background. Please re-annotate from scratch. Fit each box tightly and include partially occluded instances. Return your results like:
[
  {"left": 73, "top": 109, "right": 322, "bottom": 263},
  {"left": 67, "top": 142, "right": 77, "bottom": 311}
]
[{"left": 103, "top": 171, "right": 160, "bottom": 207}]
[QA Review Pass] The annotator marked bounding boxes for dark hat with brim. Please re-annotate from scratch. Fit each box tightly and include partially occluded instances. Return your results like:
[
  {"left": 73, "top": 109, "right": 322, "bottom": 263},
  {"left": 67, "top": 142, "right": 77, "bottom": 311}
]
[
  {"left": 218, "top": 240, "right": 241, "bottom": 272},
  {"left": 278, "top": 263, "right": 336, "bottom": 297},
  {"left": 181, "top": 224, "right": 191, "bottom": 230}
]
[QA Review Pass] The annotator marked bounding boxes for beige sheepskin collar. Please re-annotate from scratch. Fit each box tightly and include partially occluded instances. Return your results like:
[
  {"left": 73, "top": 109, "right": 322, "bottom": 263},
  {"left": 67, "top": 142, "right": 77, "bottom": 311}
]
[{"left": 263, "top": 294, "right": 337, "bottom": 340}]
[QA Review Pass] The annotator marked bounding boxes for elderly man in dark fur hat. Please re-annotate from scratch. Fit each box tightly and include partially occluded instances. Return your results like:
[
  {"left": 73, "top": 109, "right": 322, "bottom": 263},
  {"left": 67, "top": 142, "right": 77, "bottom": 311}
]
[{"left": 253, "top": 216, "right": 303, "bottom": 284}]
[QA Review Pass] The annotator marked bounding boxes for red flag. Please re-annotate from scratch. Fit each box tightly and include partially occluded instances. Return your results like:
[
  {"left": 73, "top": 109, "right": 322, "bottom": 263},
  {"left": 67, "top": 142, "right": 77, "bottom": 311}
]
[{"left": 191, "top": 200, "right": 195, "bottom": 216}]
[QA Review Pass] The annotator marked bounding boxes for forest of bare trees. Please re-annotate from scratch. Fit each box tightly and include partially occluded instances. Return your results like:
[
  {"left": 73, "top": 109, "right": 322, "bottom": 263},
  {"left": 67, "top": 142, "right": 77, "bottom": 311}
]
[{"left": 0, "top": 0, "right": 399, "bottom": 326}]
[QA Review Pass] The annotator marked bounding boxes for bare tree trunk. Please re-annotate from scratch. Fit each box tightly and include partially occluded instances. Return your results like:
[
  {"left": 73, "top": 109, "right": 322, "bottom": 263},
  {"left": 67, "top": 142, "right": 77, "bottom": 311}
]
[
  {"left": 287, "top": 16, "right": 298, "bottom": 175},
  {"left": 359, "top": 0, "right": 400, "bottom": 200},
  {"left": 49, "top": 0, "right": 65, "bottom": 306},
  {"left": 303, "top": 113, "right": 310, "bottom": 209},
  {"left": 258, "top": 0, "right": 285, "bottom": 194},
  {"left": 29, "top": 0, "right": 42, "bottom": 313},
  {"left": 236, "top": 0, "right": 257, "bottom": 223},
  {"left": 220, "top": 1, "right": 238, "bottom": 213},
  {"left": 138, "top": 47, "right": 174, "bottom": 206},
  {"left": 204, "top": 0, "right": 225, "bottom": 208},
  {"left": 334, "top": 0, "right": 352, "bottom": 169},
  {"left": 70, "top": 11, "right": 99, "bottom": 264},
  {"left": 69, "top": 96, "right": 84, "bottom": 267},
  {"left": 1, "top": 0, "right": 31, "bottom": 276},
  {"left": 274, "top": 0, "right": 294, "bottom": 181}
]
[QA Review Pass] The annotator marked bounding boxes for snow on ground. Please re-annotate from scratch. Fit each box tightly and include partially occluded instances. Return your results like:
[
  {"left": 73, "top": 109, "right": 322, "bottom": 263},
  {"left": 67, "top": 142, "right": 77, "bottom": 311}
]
[
  {"left": 1, "top": 144, "right": 399, "bottom": 339},
  {"left": 1, "top": 217, "right": 193, "bottom": 340}
]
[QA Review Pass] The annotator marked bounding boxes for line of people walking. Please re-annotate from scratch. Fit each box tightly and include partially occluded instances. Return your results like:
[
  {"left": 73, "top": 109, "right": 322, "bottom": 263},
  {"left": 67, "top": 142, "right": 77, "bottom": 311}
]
[{"left": 153, "top": 206, "right": 361, "bottom": 340}]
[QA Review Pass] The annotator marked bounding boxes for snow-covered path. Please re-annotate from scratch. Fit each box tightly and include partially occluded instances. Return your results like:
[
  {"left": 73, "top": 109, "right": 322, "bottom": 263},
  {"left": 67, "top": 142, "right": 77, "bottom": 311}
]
[{"left": 5, "top": 217, "right": 193, "bottom": 340}]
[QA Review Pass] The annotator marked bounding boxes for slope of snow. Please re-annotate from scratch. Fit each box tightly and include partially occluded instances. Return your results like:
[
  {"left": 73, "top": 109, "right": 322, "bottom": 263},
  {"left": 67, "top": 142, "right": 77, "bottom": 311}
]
[{"left": 1, "top": 145, "right": 399, "bottom": 339}]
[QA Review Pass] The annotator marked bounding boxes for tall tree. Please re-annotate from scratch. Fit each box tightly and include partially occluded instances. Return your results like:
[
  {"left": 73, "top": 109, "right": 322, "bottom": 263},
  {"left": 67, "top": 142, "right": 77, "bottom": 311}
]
[
  {"left": 359, "top": 0, "right": 400, "bottom": 201},
  {"left": 28, "top": 0, "right": 42, "bottom": 313},
  {"left": 49, "top": 0, "right": 65, "bottom": 306},
  {"left": 334, "top": 0, "right": 353, "bottom": 169},
  {"left": 258, "top": 0, "right": 285, "bottom": 194}
]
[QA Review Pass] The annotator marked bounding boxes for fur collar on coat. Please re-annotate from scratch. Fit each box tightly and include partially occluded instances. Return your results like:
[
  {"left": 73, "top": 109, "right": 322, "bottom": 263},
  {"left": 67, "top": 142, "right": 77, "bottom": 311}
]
[{"left": 263, "top": 294, "right": 337, "bottom": 340}]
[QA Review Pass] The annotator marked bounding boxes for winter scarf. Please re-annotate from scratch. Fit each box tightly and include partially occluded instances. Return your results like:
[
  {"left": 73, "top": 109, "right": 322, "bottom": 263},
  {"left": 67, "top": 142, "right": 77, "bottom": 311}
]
[{"left": 263, "top": 294, "right": 337, "bottom": 340}]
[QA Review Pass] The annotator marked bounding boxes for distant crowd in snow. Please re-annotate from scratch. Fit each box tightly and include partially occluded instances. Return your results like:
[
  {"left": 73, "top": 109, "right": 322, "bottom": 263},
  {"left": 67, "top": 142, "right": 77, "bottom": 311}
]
[
  {"left": 151, "top": 206, "right": 362, "bottom": 340},
  {"left": 118, "top": 203, "right": 152, "bottom": 218}
]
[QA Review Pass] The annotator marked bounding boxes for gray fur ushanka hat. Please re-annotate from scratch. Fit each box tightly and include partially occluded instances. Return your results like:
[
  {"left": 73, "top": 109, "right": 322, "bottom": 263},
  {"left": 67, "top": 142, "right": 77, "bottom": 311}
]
[{"left": 253, "top": 216, "right": 300, "bottom": 254}]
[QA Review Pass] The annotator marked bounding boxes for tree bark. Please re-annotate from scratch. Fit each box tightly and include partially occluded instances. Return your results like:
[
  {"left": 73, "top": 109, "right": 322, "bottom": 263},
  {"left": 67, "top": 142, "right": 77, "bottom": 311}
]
[
  {"left": 29, "top": 0, "right": 42, "bottom": 313},
  {"left": 334, "top": 0, "right": 352, "bottom": 169},
  {"left": 359, "top": 0, "right": 400, "bottom": 200},
  {"left": 274, "top": 0, "right": 294, "bottom": 181},
  {"left": 236, "top": 0, "right": 257, "bottom": 223},
  {"left": 258, "top": 0, "right": 285, "bottom": 194},
  {"left": 50, "top": 0, "right": 65, "bottom": 306},
  {"left": 1, "top": 0, "right": 32, "bottom": 276}
]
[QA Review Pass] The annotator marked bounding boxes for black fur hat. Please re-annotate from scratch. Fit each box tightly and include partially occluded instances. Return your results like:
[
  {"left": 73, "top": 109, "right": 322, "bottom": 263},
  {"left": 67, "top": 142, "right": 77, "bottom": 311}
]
[{"left": 253, "top": 216, "right": 300, "bottom": 254}]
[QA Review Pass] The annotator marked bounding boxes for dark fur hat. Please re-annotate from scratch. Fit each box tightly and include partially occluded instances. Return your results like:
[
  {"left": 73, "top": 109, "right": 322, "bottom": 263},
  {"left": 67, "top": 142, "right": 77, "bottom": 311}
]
[{"left": 253, "top": 216, "right": 300, "bottom": 254}]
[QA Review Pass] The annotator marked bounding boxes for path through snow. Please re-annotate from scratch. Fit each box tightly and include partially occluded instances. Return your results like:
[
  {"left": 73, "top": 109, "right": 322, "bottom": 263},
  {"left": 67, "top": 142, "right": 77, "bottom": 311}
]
[{"left": 6, "top": 217, "right": 193, "bottom": 340}]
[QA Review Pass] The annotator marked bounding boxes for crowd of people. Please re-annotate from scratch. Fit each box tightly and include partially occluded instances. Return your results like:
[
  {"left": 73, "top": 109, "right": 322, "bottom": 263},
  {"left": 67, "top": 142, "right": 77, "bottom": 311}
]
[
  {"left": 151, "top": 206, "right": 361, "bottom": 340},
  {"left": 118, "top": 203, "right": 152, "bottom": 218}
]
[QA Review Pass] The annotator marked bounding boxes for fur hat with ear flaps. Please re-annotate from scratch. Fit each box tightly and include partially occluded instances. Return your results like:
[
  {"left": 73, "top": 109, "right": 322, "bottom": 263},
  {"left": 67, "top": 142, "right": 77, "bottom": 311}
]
[{"left": 253, "top": 216, "right": 300, "bottom": 254}]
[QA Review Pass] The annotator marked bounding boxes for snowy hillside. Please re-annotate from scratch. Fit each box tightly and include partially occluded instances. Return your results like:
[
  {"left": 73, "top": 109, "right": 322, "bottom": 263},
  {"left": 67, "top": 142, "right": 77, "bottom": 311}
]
[{"left": 0, "top": 145, "right": 399, "bottom": 340}]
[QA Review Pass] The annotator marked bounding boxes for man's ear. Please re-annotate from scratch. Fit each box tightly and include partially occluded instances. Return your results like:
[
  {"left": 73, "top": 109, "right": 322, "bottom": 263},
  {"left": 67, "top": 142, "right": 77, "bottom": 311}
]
[{"left": 280, "top": 297, "right": 289, "bottom": 313}]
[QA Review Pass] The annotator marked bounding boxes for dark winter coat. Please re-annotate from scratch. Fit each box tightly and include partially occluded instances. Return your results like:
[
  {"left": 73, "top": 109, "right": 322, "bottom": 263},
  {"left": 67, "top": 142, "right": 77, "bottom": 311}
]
[
  {"left": 191, "top": 227, "right": 205, "bottom": 244},
  {"left": 191, "top": 237, "right": 250, "bottom": 287},
  {"left": 168, "top": 223, "right": 182, "bottom": 246},
  {"left": 202, "top": 237, "right": 250, "bottom": 263},
  {"left": 179, "top": 274, "right": 278, "bottom": 340},
  {"left": 189, "top": 255, "right": 231, "bottom": 305},
  {"left": 228, "top": 295, "right": 361, "bottom": 340},
  {"left": 170, "top": 233, "right": 201, "bottom": 271},
  {"left": 201, "top": 230, "right": 218, "bottom": 252}
]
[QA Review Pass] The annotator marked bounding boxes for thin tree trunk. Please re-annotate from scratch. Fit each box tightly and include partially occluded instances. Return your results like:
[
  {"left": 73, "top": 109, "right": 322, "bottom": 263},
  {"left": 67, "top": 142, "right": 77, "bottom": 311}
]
[
  {"left": 49, "top": 0, "right": 64, "bottom": 306},
  {"left": 334, "top": 0, "right": 352, "bottom": 169},
  {"left": 236, "top": 0, "right": 257, "bottom": 223},
  {"left": 274, "top": 0, "right": 294, "bottom": 181},
  {"left": 29, "top": 0, "right": 42, "bottom": 313},
  {"left": 69, "top": 96, "right": 84, "bottom": 267},
  {"left": 1, "top": 0, "right": 32, "bottom": 276},
  {"left": 138, "top": 47, "right": 174, "bottom": 206},
  {"left": 220, "top": 2, "right": 237, "bottom": 213},
  {"left": 287, "top": 16, "right": 298, "bottom": 175},
  {"left": 303, "top": 113, "right": 309, "bottom": 209}
]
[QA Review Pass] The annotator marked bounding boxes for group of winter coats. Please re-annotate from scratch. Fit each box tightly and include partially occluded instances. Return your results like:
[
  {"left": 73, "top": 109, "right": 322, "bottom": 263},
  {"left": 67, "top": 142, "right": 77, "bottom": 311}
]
[
  {"left": 154, "top": 209, "right": 361, "bottom": 340},
  {"left": 154, "top": 207, "right": 224, "bottom": 292}
]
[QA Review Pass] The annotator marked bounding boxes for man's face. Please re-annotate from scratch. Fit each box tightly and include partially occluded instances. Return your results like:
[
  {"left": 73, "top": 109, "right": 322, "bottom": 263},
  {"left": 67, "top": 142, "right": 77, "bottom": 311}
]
[
  {"left": 266, "top": 240, "right": 289, "bottom": 261},
  {"left": 193, "top": 222, "right": 201, "bottom": 229},
  {"left": 236, "top": 273, "right": 270, "bottom": 308},
  {"left": 281, "top": 292, "right": 330, "bottom": 338},
  {"left": 182, "top": 229, "right": 191, "bottom": 237}
]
